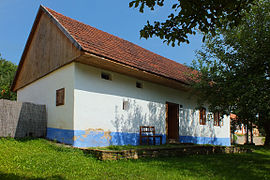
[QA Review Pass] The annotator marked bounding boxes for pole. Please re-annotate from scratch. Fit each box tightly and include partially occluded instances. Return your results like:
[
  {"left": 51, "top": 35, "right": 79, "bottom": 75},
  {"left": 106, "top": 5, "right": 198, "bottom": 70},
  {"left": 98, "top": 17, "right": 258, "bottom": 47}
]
[
  {"left": 245, "top": 120, "right": 249, "bottom": 144},
  {"left": 250, "top": 120, "right": 254, "bottom": 145}
]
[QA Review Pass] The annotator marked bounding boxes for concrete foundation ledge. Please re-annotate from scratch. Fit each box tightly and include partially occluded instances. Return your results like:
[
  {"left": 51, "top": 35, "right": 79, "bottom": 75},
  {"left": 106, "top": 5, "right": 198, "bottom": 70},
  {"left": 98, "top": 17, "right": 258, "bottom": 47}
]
[{"left": 81, "top": 146, "right": 252, "bottom": 160}]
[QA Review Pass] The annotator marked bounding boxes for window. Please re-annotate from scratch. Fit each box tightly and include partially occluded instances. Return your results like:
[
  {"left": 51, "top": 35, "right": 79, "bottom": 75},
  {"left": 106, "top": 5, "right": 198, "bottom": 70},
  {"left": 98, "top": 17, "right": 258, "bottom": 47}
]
[
  {"left": 56, "top": 88, "right": 65, "bottom": 106},
  {"left": 136, "top": 82, "right": 143, "bottom": 88},
  {"left": 101, "top": 72, "right": 112, "bottom": 80},
  {"left": 199, "top": 108, "right": 206, "bottom": 125},
  {"left": 123, "top": 100, "right": 129, "bottom": 110},
  {"left": 214, "top": 112, "right": 223, "bottom": 126}
]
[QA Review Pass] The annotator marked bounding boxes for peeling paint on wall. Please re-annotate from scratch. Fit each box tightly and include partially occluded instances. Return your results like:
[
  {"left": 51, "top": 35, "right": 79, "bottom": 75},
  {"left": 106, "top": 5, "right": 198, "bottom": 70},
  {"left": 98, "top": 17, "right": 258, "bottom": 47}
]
[
  {"left": 101, "top": 131, "right": 112, "bottom": 141},
  {"left": 72, "top": 136, "right": 78, "bottom": 141},
  {"left": 75, "top": 128, "right": 113, "bottom": 143},
  {"left": 85, "top": 128, "right": 104, "bottom": 135}
]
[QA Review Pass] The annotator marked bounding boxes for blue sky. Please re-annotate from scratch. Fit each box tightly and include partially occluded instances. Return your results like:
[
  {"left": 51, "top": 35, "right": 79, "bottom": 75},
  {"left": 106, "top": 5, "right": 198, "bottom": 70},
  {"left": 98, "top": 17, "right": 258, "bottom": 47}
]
[{"left": 0, "top": 0, "right": 203, "bottom": 66}]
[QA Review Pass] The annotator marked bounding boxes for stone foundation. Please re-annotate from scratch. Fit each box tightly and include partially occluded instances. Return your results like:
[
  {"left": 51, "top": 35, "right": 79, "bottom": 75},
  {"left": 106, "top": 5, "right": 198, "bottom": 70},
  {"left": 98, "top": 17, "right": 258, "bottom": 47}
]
[{"left": 83, "top": 145, "right": 251, "bottom": 160}]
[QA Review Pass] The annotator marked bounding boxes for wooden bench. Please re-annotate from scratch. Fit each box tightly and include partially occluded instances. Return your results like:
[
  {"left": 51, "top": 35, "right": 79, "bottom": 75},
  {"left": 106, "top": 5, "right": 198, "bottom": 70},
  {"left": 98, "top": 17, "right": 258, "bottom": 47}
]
[{"left": 139, "top": 126, "right": 162, "bottom": 145}]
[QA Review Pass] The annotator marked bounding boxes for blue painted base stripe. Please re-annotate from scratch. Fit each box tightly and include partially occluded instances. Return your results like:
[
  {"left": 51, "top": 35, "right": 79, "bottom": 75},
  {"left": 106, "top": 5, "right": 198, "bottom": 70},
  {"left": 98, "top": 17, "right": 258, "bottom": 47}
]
[
  {"left": 47, "top": 128, "right": 230, "bottom": 147},
  {"left": 180, "top": 136, "right": 231, "bottom": 146},
  {"left": 73, "top": 130, "right": 166, "bottom": 148},
  {"left": 47, "top": 127, "right": 74, "bottom": 145}
]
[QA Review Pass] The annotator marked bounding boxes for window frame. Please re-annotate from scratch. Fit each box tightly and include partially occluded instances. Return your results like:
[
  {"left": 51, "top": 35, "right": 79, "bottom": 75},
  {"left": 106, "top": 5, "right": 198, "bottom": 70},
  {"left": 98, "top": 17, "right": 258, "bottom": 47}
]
[
  {"left": 56, "top": 88, "right": 65, "bottom": 106},
  {"left": 101, "top": 72, "right": 112, "bottom": 81},
  {"left": 214, "top": 112, "right": 223, "bottom": 126},
  {"left": 199, "top": 108, "right": 206, "bottom": 125},
  {"left": 136, "top": 81, "right": 143, "bottom": 88},
  {"left": 123, "top": 100, "right": 129, "bottom": 110}
]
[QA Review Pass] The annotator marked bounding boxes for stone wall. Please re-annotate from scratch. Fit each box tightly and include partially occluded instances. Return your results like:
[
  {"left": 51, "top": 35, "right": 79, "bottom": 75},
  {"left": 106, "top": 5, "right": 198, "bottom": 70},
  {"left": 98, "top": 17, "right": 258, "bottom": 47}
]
[
  {"left": 0, "top": 99, "right": 47, "bottom": 138},
  {"left": 236, "top": 135, "right": 264, "bottom": 145},
  {"left": 84, "top": 145, "right": 251, "bottom": 160}
]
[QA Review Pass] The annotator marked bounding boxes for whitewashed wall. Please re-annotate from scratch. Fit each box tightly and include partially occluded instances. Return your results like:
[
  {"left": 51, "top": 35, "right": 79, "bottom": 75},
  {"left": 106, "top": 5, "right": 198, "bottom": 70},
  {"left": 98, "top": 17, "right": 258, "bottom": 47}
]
[
  {"left": 17, "top": 61, "right": 230, "bottom": 147},
  {"left": 17, "top": 63, "right": 75, "bottom": 130},
  {"left": 73, "top": 63, "right": 230, "bottom": 140}
]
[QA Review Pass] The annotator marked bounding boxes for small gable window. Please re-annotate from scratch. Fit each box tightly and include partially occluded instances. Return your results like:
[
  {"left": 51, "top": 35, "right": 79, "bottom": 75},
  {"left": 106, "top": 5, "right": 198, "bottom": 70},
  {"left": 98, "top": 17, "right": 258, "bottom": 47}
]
[
  {"left": 56, "top": 88, "right": 65, "bottom": 106},
  {"left": 136, "top": 82, "right": 143, "bottom": 88},
  {"left": 214, "top": 112, "right": 223, "bottom": 126},
  {"left": 199, "top": 108, "right": 206, "bottom": 125},
  {"left": 123, "top": 100, "right": 129, "bottom": 110},
  {"left": 101, "top": 72, "right": 112, "bottom": 80}
]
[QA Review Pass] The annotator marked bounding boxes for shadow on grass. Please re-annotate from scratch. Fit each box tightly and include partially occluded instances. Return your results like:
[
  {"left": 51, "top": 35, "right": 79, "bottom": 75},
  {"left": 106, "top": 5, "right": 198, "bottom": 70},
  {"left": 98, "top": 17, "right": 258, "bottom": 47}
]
[
  {"left": 133, "top": 149, "right": 270, "bottom": 180},
  {"left": 2, "top": 138, "right": 269, "bottom": 179},
  {"left": 0, "top": 172, "right": 65, "bottom": 180},
  {"left": 8, "top": 137, "right": 41, "bottom": 142}
]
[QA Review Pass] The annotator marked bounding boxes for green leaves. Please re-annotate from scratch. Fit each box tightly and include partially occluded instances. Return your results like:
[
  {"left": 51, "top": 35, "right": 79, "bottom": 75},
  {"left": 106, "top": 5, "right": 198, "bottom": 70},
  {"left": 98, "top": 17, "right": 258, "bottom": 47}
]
[
  {"left": 192, "top": 0, "right": 270, "bottom": 144},
  {"left": 130, "top": 0, "right": 254, "bottom": 46},
  {"left": 129, "top": 0, "right": 164, "bottom": 12},
  {"left": 172, "top": 3, "right": 177, "bottom": 9},
  {"left": 0, "top": 55, "right": 17, "bottom": 100}
]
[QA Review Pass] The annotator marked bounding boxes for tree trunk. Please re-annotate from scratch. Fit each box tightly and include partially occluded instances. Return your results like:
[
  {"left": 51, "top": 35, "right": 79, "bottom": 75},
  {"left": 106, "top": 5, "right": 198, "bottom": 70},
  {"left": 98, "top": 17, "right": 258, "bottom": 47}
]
[
  {"left": 250, "top": 121, "right": 254, "bottom": 144},
  {"left": 264, "top": 121, "right": 270, "bottom": 146},
  {"left": 232, "top": 131, "right": 235, "bottom": 144},
  {"left": 245, "top": 123, "right": 249, "bottom": 144}
]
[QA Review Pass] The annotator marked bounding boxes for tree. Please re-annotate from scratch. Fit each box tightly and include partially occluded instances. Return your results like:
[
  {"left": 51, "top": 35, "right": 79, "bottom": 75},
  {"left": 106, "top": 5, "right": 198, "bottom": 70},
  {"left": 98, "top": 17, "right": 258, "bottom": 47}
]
[
  {"left": 0, "top": 55, "right": 17, "bottom": 100},
  {"left": 129, "top": 0, "right": 254, "bottom": 46},
  {"left": 191, "top": 0, "right": 270, "bottom": 145}
]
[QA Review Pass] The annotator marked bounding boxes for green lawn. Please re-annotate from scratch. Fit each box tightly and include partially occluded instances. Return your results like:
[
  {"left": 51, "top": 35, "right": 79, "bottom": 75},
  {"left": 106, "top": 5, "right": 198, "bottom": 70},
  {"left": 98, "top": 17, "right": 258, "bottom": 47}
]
[{"left": 0, "top": 138, "right": 269, "bottom": 180}]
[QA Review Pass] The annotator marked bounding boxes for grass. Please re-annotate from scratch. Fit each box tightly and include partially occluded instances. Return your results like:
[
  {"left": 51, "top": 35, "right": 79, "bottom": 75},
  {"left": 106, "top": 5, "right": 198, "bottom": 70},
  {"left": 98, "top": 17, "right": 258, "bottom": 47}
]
[{"left": 0, "top": 138, "right": 269, "bottom": 180}]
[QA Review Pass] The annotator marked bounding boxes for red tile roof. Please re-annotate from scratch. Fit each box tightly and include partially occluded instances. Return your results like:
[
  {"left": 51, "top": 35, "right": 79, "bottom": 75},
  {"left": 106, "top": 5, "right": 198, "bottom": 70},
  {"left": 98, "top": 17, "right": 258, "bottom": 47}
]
[
  {"left": 45, "top": 7, "right": 196, "bottom": 85},
  {"left": 230, "top": 114, "right": 237, "bottom": 120}
]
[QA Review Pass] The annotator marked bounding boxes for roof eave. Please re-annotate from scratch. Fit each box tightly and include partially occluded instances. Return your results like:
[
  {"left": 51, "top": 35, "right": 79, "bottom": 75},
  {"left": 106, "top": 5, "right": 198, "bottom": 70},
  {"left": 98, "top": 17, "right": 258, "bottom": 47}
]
[
  {"left": 82, "top": 49, "right": 191, "bottom": 86},
  {"left": 77, "top": 51, "right": 192, "bottom": 91}
]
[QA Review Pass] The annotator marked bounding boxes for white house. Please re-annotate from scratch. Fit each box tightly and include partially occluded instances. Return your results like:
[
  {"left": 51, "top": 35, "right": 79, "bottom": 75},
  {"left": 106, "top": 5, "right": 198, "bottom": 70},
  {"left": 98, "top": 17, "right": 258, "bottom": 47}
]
[{"left": 12, "top": 6, "right": 230, "bottom": 147}]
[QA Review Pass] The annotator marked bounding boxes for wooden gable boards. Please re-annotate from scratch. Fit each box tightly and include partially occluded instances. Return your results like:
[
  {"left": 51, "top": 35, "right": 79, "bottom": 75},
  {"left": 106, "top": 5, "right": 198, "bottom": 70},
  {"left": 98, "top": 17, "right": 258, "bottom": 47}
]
[{"left": 12, "top": 6, "right": 81, "bottom": 91}]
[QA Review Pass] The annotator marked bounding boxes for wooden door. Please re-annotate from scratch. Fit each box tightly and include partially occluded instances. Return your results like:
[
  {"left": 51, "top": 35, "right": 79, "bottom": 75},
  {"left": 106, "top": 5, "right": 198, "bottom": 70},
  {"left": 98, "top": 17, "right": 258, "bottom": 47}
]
[{"left": 166, "top": 102, "right": 179, "bottom": 141}]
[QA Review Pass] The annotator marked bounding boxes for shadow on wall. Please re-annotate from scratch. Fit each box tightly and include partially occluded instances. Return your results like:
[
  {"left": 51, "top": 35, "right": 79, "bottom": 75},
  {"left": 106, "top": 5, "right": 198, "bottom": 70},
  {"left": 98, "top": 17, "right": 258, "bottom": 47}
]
[
  {"left": 179, "top": 108, "right": 220, "bottom": 144},
  {"left": 111, "top": 100, "right": 165, "bottom": 145},
  {"left": 0, "top": 99, "right": 47, "bottom": 138},
  {"left": 179, "top": 108, "right": 195, "bottom": 137}
]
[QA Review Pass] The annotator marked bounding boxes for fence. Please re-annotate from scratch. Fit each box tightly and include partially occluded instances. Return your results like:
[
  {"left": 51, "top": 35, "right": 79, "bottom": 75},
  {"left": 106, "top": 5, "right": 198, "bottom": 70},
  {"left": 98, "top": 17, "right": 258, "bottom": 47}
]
[{"left": 0, "top": 99, "right": 47, "bottom": 138}]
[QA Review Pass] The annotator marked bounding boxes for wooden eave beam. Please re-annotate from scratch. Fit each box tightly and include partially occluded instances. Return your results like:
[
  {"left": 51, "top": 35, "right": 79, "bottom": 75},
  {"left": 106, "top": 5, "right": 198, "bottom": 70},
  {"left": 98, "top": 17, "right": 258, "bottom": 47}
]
[{"left": 76, "top": 52, "right": 191, "bottom": 91}]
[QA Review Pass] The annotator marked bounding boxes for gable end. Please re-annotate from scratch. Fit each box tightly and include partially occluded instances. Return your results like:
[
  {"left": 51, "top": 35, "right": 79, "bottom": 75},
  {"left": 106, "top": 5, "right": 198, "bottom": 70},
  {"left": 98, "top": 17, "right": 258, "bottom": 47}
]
[{"left": 11, "top": 6, "right": 82, "bottom": 91}]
